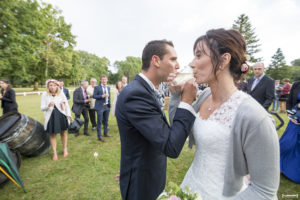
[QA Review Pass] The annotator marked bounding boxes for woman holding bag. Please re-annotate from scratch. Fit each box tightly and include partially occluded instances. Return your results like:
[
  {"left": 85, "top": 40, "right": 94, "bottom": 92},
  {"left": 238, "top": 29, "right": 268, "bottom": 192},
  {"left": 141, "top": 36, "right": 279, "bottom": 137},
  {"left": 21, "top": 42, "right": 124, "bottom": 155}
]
[{"left": 41, "top": 79, "right": 72, "bottom": 161}]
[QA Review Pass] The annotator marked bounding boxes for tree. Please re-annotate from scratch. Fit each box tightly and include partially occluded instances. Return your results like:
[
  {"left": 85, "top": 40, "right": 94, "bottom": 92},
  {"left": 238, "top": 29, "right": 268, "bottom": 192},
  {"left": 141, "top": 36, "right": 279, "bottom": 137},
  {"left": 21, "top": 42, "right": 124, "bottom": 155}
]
[
  {"left": 232, "top": 14, "right": 262, "bottom": 63},
  {"left": 0, "top": 0, "right": 76, "bottom": 90},
  {"left": 70, "top": 50, "right": 109, "bottom": 86},
  {"left": 266, "top": 48, "right": 287, "bottom": 80},
  {"left": 291, "top": 58, "right": 300, "bottom": 66},
  {"left": 290, "top": 66, "right": 300, "bottom": 82},
  {"left": 114, "top": 56, "right": 142, "bottom": 82},
  {"left": 269, "top": 48, "right": 286, "bottom": 69}
]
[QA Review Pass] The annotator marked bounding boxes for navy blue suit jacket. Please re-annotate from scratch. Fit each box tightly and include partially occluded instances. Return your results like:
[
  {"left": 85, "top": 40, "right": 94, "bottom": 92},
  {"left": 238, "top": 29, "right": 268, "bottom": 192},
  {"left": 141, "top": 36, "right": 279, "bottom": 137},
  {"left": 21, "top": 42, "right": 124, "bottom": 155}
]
[
  {"left": 247, "top": 75, "right": 275, "bottom": 110},
  {"left": 61, "top": 87, "right": 70, "bottom": 100},
  {"left": 116, "top": 75, "right": 196, "bottom": 200},
  {"left": 93, "top": 85, "right": 111, "bottom": 111}
]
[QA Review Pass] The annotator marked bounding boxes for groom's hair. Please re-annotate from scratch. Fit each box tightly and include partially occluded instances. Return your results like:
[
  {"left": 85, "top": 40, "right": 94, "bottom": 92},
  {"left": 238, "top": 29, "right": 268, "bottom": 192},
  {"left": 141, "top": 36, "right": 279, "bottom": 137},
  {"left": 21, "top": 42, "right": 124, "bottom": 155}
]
[{"left": 142, "top": 40, "right": 174, "bottom": 71}]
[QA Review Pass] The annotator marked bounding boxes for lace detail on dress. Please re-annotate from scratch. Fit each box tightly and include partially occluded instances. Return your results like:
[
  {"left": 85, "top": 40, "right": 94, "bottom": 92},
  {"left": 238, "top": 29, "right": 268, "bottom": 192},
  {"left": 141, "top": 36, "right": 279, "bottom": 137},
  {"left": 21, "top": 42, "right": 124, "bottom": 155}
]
[
  {"left": 181, "top": 90, "right": 250, "bottom": 200},
  {"left": 207, "top": 91, "right": 248, "bottom": 129}
]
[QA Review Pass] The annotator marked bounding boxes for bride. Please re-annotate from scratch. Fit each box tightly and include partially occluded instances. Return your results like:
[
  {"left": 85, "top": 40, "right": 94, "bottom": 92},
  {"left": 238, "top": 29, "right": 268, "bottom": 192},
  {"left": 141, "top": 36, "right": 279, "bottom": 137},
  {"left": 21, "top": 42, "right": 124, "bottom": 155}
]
[{"left": 169, "top": 28, "right": 280, "bottom": 200}]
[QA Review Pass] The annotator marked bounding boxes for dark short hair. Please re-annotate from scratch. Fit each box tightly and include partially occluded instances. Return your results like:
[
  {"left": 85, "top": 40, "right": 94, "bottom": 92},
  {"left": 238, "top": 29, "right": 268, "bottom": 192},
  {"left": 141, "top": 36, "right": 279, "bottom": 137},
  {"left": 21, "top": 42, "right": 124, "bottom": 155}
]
[
  {"left": 193, "top": 29, "right": 247, "bottom": 82},
  {"left": 142, "top": 40, "right": 174, "bottom": 71},
  {"left": 0, "top": 79, "right": 11, "bottom": 89}
]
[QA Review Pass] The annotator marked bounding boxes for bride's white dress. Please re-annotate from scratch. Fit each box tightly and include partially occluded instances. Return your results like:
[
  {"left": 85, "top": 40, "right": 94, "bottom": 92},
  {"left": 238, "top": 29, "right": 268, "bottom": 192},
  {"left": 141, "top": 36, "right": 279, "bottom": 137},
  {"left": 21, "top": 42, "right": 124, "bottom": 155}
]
[{"left": 181, "top": 91, "right": 248, "bottom": 200}]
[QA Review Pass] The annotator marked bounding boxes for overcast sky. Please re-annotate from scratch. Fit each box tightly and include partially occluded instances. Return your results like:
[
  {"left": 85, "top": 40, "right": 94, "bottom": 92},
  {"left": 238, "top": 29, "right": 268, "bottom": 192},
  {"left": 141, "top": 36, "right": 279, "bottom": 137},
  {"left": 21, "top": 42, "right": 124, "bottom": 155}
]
[{"left": 44, "top": 0, "right": 300, "bottom": 70}]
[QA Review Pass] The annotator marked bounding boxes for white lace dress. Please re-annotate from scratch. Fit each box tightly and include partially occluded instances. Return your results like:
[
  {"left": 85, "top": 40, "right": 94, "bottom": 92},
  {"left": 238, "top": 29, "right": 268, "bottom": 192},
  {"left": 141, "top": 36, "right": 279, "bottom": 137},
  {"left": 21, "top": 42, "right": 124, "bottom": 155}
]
[{"left": 181, "top": 91, "right": 249, "bottom": 200}]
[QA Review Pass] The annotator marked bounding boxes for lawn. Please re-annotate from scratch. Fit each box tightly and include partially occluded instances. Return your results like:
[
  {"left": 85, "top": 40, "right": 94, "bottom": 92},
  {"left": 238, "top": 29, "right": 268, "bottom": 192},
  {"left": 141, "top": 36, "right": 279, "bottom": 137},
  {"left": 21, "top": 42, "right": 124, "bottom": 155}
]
[{"left": 0, "top": 91, "right": 299, "bottom": 200}]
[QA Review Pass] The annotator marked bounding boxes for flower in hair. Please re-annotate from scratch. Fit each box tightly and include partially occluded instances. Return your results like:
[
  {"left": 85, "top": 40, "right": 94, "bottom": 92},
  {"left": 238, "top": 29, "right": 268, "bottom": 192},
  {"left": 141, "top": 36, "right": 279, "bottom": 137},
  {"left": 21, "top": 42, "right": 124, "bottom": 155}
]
[
  {"left": 241, "top": 64, "right": 249, "bottom": 72},
  {"left": 46, "top": 79, "right": 60, "bottom": 86}
]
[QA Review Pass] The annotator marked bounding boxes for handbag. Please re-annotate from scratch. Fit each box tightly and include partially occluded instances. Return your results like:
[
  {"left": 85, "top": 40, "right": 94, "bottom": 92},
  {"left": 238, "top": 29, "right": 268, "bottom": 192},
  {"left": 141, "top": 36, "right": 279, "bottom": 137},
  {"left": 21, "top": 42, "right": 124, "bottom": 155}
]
[{"left": 68, "top": 118, "right": 84, "bottom": 133}]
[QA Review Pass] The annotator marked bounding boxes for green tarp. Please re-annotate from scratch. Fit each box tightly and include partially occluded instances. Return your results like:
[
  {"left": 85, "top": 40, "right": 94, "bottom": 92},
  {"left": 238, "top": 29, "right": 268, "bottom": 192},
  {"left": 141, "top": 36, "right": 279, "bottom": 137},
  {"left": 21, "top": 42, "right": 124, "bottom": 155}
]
[{"left": 0, "top": 142, "right": 25, "bottom": 192}]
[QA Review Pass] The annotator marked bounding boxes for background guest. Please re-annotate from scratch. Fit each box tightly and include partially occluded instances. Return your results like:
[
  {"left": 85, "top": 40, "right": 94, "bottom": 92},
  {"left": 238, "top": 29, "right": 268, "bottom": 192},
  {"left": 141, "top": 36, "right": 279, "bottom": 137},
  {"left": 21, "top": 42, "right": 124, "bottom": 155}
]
[
  {"left": 40, "top": 79, "right": 72, "bottom": 161},
  {"left": 93, "top": 75, "right": 112, "bottom": 142},
  {"left": 0, "top": 79, "right": 18, "bottom": 115},
  {"left": 59, "top": 80, "right": 70, "bottom": 100},
  {"left": 111, "top": 81, "right": 123, "bottom": 116},
  {"left": 280, "top": 80, "right": 300, "bottom": 183},
  {"left": 272, "top": 80, "right": 281, "bottom": 112},
  {"left": 87, "top": 78, "right": 97, "bottom": 130},
  {"left": 287, "top": 81, "right": 300, "bottom": 111},
  {"left": 237, "top": 76, "right": 248, "bottom": 92},
  {"left": 247, "top": 62, "right": 275, "bottom": 110},
  {"left": 279, "top": 78, "right": 291, "bottom": 113},
  {"left": 121, "top": 76, "right": 128, "bottom": 87},
  {"left": 72, "top": 81, "right": 91, "bottom": 137}
]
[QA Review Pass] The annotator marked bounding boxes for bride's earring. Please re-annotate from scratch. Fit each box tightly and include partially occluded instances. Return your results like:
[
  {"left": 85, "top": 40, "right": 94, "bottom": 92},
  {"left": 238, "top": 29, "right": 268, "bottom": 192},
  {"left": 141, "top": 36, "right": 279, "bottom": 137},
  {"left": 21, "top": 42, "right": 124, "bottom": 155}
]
[{"left": 219, "top": 66, "right": 224, "bottom": 70}]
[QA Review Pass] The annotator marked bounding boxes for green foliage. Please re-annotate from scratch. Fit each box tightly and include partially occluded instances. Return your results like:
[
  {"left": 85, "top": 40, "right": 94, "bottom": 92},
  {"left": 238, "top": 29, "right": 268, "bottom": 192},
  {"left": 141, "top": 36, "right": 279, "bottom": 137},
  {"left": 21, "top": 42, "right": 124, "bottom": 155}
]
[
  {"left": 0, "top": 0, "right": 76, "bottom": 89},
  {"left": 70, "top": 50, "right": 109, "bottom": 86},
  {"left": 0, "top": 0, "right": 111, "bottom": 90},
  {"left": 266, "top": 48, "right": 289, "bottom": 81},
  {"left": 108, "top": 70, "right": 122, "bottom": 85},
  {"left": 290, "top": 66, "right": 300, "bottom": 82},
  {"left": 232, "top": 14, "right": 262, "bottom": 63},
  {"left": 114, "top": 56, "right": 142, "bottom": 82},
  {"left": 158, "top": 182, "right": 200, "bottom": 200},
  {"left": 291, "top": 58, "right": 300, "bottom": 66},
  {"left": 269, "top": 48, "right": 286, "bottom": 69}
]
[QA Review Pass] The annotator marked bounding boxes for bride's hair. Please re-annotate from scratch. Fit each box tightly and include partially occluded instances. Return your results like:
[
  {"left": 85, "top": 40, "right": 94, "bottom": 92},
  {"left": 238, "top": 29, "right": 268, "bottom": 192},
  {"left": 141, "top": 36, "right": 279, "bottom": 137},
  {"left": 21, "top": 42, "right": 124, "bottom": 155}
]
[{"left": 193, "top": 28, "right": 247, "bottom": 82}]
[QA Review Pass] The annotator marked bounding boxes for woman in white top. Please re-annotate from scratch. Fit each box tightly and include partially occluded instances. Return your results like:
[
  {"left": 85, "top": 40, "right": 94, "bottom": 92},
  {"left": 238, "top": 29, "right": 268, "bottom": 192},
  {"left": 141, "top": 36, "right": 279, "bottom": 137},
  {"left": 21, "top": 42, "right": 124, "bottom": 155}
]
[
  {"left": 112, "top": 81, "right": 123, "bottom": 116},
  {"left": 41, "top": 79, "right": 72, "bottom": 161}
]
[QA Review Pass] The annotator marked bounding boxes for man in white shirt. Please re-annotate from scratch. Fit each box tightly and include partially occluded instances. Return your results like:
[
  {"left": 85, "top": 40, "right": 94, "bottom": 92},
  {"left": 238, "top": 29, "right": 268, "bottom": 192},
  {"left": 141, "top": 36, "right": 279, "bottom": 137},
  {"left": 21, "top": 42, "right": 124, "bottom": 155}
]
[
  {"left": 87, "top": 78, "right": 97, "bottom": 130},
  {"left": 122, "top": 76, "right": 128, "bottom": 87}
]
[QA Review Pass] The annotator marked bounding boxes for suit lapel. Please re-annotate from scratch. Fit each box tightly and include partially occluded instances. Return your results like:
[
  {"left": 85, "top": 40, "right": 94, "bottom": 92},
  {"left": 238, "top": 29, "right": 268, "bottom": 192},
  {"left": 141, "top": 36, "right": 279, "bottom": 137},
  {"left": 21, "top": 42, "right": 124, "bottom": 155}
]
[
  {"left": 78, "top": 87, "right": 84, "bottom": 100},
  {"left": 135, "top": 75, "right": 169, "bottom": 125},
  {"left": 251, "top": 76, "right": 266, "bottom": 93}
]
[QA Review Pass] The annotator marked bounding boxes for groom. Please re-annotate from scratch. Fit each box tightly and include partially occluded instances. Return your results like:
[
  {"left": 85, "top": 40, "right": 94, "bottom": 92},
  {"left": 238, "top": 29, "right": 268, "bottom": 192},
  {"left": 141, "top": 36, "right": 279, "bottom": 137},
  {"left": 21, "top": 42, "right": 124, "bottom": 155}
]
[{"left": 116, "top": 40, "right": 197, "bottom": 200}]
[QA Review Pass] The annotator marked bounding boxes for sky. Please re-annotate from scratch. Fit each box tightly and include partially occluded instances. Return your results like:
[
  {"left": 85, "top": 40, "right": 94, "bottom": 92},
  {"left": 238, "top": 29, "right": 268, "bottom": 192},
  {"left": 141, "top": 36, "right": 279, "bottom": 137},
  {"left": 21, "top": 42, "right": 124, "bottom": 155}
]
[{"left": 44, "top": 0, "right": 300, "bottom": 71}]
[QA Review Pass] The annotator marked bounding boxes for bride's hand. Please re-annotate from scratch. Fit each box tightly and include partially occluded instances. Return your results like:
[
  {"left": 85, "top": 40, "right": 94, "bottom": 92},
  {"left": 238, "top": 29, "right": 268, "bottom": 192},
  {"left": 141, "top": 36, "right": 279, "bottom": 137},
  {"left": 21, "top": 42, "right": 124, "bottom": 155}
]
[{"left": 167, "top": 72, "right": 184, "bottom": 94}]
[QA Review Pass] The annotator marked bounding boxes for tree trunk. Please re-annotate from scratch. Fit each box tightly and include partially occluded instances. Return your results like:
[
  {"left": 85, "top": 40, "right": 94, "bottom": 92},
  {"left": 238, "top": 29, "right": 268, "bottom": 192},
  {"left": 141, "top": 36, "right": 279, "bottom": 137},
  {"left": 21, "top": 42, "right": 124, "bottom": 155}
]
[{"left": 33, "top": 80, "right": 39, "bottom": 91}]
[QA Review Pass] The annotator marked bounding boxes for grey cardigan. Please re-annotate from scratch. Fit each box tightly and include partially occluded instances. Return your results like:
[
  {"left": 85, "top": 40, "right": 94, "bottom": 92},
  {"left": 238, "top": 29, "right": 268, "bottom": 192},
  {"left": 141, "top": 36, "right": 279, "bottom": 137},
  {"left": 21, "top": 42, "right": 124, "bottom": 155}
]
[{"left": 169, "top": 88, "right": 280, "bottom": 200}]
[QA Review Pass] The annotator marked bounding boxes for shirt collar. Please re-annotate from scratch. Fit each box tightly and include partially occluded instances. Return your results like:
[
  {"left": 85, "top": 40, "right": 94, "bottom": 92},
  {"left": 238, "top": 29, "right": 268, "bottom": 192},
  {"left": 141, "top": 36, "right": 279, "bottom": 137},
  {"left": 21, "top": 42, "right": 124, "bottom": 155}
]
[
  {"left": 139, "top": 73, "right": 156, "bottom": 92},
  {"left": 255, "top": 73, "right": 265, "bottom": 81}
]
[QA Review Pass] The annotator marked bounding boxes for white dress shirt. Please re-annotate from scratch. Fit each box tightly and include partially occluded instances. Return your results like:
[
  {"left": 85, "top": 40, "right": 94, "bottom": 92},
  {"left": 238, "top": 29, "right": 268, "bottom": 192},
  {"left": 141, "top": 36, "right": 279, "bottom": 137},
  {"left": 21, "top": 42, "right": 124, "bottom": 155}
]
[{"left": 138, "top": 73, "right": 196, "bottom": 117}]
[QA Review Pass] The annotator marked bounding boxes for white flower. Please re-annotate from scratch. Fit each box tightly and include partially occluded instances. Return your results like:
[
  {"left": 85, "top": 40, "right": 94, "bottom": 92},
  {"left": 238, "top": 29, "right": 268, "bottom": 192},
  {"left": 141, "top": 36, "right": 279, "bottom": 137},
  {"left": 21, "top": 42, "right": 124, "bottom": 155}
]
[
  {"left": 94, "top": 152, "right": 98, "bottom": 157},
  {"left": 245, "top": 54, "right": 251, "bottom": 61},
  {"left": 196, "top": 195, "right": 203, "bottom": 200}
]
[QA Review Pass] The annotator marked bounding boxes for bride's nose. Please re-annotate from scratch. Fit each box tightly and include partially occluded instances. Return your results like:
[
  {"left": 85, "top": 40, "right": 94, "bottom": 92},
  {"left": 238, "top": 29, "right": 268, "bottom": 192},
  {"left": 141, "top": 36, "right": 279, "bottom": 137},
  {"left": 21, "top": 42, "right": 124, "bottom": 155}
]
[{"left": 189, "top": 60, "right": 196, "bottom": 69}]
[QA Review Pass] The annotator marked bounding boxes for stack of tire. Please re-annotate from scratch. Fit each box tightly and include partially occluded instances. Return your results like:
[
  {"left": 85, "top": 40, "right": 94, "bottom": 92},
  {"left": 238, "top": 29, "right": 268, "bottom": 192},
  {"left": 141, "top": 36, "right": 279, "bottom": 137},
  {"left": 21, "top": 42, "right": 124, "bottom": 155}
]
[{"left": 0, "top": 112, "right": 50, "bottom": 186}]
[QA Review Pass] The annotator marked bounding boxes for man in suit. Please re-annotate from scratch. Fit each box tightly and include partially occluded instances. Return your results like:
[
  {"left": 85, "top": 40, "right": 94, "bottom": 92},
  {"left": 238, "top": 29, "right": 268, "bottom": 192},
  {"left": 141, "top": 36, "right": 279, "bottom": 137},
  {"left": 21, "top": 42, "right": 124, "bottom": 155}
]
[
  {"left": 59, "top": 80, "right": 70, "bottom": 100},
  {"left": 93, "top": 75, "right": 112, "bottom": 142},
  {"left": 247, "top": 62, "right": 275, "bottom": 110},
  {"left": 72, "top": 81, "right": 91, "bottom": 137},
  {"left": 116, "top": 40, "right": 197, "bottom": 200}
]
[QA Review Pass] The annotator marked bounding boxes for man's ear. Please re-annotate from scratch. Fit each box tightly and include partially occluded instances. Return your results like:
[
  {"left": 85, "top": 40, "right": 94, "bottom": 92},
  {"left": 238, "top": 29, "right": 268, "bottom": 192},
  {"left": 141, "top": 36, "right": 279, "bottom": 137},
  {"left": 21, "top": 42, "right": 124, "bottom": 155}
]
[{"left": 151, "top": 55, "right": 161, "bottom": 68}]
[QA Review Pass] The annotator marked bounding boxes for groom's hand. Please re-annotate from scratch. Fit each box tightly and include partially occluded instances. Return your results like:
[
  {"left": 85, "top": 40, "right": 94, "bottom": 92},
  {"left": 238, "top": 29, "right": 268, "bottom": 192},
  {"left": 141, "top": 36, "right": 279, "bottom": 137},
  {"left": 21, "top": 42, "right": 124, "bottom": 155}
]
[
  {"left": 167, "top": 72, "right": 184, "bottom": 94},
  {"left": 181, "top": 78, "right": 197, "bottom": 105}
]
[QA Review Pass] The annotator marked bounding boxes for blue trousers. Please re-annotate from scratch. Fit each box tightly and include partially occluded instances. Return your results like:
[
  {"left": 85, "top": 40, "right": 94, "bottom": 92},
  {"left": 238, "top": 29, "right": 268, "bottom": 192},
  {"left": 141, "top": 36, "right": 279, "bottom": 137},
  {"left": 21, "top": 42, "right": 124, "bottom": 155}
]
[
  {"left": 272, "top": 96, "right": 279, "bottom": 111},
  {"left": 96, "top": 106, "right": 110, "bottom": 138}
]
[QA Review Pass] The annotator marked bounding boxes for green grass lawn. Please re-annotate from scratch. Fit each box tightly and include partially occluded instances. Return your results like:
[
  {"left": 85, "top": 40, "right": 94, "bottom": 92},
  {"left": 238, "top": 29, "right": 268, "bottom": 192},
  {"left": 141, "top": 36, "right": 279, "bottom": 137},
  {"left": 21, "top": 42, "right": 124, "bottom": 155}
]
[{"left": 0, "top": 94, "right": 299, "bottom": 200}]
